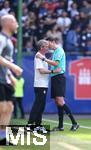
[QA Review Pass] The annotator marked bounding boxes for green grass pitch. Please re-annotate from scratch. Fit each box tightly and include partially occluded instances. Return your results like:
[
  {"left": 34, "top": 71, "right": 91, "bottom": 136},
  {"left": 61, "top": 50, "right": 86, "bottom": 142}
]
[{"left": 0, "top": 116, "right": 91, "bottom": 150}]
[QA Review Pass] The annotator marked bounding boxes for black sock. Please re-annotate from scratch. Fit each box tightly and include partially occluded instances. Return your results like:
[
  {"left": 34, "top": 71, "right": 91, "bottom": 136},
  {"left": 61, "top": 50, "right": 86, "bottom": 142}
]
[
  {"left": 63, "top": 104, "right": 77, "bottom": 125},
  {"left": 28, "top": 120, "right": 34, "bottom": 124},
  {"left": 57, "top": 106, "right": 64, "bottom": 128},
  {"left": 35, "top": 118, "right": 42, "bottom": 127}
]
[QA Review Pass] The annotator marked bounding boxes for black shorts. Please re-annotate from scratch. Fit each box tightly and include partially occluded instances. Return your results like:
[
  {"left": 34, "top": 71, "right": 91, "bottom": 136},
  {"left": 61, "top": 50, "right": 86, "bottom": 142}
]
[
  {"left": 51, "top": 74, "right": 66, "bottom": 98},
  {"left": 0, "top": 83, "right": 14, "bottom": 101}
]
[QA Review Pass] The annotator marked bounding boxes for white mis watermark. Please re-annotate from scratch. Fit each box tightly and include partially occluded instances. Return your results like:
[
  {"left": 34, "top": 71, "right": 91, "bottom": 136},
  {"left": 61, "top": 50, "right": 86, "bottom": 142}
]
[{"left": 6, "top": 126, "right": 47, "bottom": 146}]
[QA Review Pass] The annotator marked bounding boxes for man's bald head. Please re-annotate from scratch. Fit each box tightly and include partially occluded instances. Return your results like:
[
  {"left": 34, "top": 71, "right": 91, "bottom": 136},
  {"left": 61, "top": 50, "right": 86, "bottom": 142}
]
[
  {"left": 1, "top": 14, "right": 16, "bottom": 27},
  {"left": 0, "top": 14, "right": 18, "bottom": 35}
]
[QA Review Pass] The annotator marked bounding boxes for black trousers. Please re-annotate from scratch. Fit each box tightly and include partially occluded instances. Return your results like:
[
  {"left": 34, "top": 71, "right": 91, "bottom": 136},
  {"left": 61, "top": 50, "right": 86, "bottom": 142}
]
[
  {"left": 28, "top": 87, "right": 48, "bottom": 125},
  {"left": 13, "top": 97, "right": 24, "bottom": 118}
]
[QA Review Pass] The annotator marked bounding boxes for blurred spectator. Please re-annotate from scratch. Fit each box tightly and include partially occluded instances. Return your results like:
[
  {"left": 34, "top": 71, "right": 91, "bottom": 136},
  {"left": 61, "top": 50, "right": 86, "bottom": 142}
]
[
  {"left": 14, "top": 76, "right": 25, "bottom": 119},
  {"left": 80, "top": 23, "right": 91, "bottom": 54},
  {"left": 46, "top": 25, "right": 63, "bottom": 47},
  {"left": 22, "top": 17, "right": 36, "bottom": 49},
  {"left": 23, "top": 40, "right": 36, "bottom": 53},
  {"left": 22, "top": 19, "right": 31, "bottom": 47},
  {"left": 29, "top": 11, "right": 37, "bottom": 27},
  {"left": 67, "top": 0, "right": 73, "bottom": 12},
  {"left": 38, "top": 1, "right": 48, "bottom": 18},
  {"left": 69, "top": 2, "right": 79, "bottom": 18},
  {"left": 44, "top": 0, "right": 59, "bottom": 12},
  {"left": 65, "top": 25, "right": 81, "bottom": 52},
  {"left": 79, "top": 11, "right": 89, "bottom": 31},
  {"left": 56, "top": 11, "right": 71, "bottom": 49},
  {"left": 0, "top": 0, "right": 5, "bottom": 3},
  {"left": 76, "top": 0, "right": 83, "bottom": 9},
  {"left": 0, "top": 1, "right": 11, "bottom": 16},
  {"left": 0, "top": 0, "right": 90, "bottom": 55},
  {"left": 35, "top": 20, "right": 46, "bottom": 41},
  {"left": 22, "top": 2, "right": 29, "bottom": 27},
  {"left": 0, "top": 1, "right": 4, "bottom": 10},
  {"left": 86, "top": 40, "right": 91, "bottom": 51},
  {"left": 55, "top": 1, "right": 66, "bottom": 16},
  {"left": 56, "top": 11, "right": 71, "bottom": 34},
  {"left": 28, "top": 0, "right": 41, "bottom": 15},
  {"left": 71, "top": 14, "right": 80, "bottom": 29},
  {"left": 43, "top": 9, "right": 56, "bottom": 32},
  {"left": 80, "top": 0, "right": 91, "bottom": 15}
]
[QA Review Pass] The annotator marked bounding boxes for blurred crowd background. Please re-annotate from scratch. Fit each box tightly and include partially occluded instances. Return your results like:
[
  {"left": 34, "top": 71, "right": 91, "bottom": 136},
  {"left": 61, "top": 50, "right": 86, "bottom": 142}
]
[{"left": 0, "top": 0, "right": 91, "bottom": 55}]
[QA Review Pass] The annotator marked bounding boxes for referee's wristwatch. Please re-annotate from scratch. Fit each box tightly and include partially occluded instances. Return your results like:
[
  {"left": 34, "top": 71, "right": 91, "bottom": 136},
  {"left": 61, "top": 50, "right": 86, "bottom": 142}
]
[{"left": 51, "top": 70, "right": 54, "bottom": 73}]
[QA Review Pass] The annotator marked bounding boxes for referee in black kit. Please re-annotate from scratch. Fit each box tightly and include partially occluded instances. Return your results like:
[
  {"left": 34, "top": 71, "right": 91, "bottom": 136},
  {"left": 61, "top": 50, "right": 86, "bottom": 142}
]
[{"left": 36, "top": 36, "right": 79, "bottom": 131}]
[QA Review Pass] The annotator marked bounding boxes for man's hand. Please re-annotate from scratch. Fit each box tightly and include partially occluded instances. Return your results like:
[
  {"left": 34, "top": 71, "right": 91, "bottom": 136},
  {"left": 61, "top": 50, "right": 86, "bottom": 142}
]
[
  {"left": 0, "top": 56, "right": 23, "bottom": 76},
  {"left": 54, "top": 68, "right": 61, "bottom": 73},
  {"left": 36, "top": 53, "right": 45, "bottom": 60}
]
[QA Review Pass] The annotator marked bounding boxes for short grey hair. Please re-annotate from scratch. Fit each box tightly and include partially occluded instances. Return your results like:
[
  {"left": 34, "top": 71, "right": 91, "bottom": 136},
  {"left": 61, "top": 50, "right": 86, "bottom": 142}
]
[{"left": 37, "top": 39, "right": 48, "bottom": 50}]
